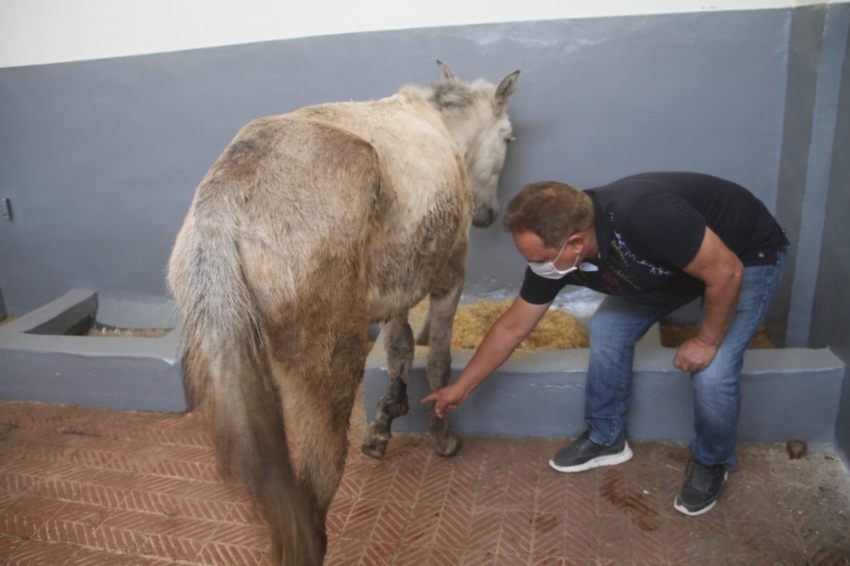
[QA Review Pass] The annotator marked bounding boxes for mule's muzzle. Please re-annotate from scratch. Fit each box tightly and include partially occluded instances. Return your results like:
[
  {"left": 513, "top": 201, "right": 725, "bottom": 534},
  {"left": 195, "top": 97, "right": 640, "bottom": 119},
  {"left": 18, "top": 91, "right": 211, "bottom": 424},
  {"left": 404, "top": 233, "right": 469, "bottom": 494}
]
[{"left": 472, "top": 206, "right": 496, "bottom": 228}]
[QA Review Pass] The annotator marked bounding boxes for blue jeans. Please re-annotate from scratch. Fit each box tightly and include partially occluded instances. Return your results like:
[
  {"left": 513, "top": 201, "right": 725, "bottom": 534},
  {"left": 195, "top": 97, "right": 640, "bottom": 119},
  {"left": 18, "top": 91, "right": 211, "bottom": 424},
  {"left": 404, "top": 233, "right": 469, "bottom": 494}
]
[{"left": 583, "top": 249, "right": 787, "bottom": 468}]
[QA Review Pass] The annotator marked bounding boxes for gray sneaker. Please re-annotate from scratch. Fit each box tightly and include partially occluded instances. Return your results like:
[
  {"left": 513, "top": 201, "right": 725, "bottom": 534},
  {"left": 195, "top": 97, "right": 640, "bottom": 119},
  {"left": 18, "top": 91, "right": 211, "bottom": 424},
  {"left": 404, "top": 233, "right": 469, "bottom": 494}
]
[
  {"left": 673, "top": 460, "right": 728, "bottom": 516},
  {"left": 549, "top": 429, "right": 634, "bottom": 473}
]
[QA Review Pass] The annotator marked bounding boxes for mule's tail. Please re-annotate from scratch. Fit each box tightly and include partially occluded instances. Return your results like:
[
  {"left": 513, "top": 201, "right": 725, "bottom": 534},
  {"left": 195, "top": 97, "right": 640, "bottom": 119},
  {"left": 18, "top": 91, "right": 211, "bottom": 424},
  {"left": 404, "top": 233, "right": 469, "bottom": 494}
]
[{"left": 169, "top": 212, "right": 321, "bottom": 565}]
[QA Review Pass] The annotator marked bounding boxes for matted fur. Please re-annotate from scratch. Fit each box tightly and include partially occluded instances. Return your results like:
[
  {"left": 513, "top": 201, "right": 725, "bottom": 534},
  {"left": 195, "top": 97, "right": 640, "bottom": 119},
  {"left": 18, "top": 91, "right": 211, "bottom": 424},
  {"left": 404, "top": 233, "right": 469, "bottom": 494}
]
[{"left": 167, "top": 62, "right": 519, "bottom": 565}]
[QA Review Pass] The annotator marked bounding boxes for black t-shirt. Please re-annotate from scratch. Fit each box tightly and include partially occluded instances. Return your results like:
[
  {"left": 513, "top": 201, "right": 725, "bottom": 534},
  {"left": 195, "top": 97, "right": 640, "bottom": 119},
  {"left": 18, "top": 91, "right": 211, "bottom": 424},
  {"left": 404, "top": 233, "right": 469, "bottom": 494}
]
[{"left": 520, "top": 172, "right": 790, "bottom": 305}]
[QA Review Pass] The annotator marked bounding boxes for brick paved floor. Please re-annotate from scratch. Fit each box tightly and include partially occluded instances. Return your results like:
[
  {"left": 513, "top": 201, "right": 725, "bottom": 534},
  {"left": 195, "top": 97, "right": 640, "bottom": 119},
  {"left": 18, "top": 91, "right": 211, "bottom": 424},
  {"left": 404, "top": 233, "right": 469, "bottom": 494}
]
[{"left": 1, "top": 399, "right": 849, "bottom": 565}]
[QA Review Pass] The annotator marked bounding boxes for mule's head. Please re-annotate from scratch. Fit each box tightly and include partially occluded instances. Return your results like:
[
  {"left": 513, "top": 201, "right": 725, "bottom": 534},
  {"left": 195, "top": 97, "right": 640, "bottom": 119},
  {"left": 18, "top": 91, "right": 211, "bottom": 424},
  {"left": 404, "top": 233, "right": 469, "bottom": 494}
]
[{"left": 425, "top": 61, "right": 520, "bottom": 228}]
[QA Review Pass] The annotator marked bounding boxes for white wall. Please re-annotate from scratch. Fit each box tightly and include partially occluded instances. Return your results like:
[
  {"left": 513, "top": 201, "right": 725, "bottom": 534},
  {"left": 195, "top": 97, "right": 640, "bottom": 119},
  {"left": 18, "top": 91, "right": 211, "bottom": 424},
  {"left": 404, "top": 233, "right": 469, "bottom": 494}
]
[{"left": 1, "top": 0, "right": 841, "bottom": 68}]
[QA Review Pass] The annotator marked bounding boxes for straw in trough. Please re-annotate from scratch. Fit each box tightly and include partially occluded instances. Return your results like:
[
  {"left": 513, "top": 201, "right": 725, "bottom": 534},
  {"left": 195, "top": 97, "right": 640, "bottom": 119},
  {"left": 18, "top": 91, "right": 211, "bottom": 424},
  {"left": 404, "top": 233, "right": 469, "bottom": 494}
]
[{"left": 450, "top": 299, "right": 589, "bottom": 350}]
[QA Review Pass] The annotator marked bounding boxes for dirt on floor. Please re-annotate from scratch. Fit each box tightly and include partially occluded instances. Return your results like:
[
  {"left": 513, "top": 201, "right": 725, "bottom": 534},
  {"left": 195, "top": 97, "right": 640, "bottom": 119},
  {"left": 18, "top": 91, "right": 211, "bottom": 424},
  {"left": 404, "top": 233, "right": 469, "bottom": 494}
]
[{"left": 729, "top": 441, "right": 850, "bottom": 564}]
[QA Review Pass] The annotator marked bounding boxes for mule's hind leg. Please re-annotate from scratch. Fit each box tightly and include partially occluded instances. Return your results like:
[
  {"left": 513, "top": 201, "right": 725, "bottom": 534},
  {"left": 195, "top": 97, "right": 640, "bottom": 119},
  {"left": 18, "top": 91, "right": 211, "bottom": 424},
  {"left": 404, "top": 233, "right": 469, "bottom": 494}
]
[
  {"left": 274, "top": 320, "right": 367, "bottom": 560},
  {"left": 425, "top": 277, "right": 464, "bottom": 457},
  {"left": 361, "top": 315, "right": 414, "bottom": 459}
]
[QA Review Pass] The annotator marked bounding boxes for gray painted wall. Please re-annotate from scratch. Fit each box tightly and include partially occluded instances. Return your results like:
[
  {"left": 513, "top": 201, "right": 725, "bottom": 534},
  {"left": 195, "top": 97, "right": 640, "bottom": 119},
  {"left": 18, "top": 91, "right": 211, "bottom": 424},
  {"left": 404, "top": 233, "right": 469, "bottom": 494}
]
[
  {"left": 1, "top": 7, "right": 848, "bottom": 457},
  {"left": 779, "top": 4, "right": 849, "bottom": 349},
  {"left": 772, "top": 5, "right": 826, "bottom": 348},
  {"left": 769, "top": 3, "right": 850, "bottom": 463},
  {"left": 1, "top": 10, "right": 790, "bottom": 314},
  {"left": 809, "top": 6, "right": 850, "bottom": 463}
]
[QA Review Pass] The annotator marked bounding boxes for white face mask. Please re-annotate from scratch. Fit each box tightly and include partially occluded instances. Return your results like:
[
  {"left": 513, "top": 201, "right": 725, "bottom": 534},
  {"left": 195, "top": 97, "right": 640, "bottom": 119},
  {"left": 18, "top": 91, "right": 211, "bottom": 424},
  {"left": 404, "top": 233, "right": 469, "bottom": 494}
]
[{"left": 528, "top": 241, "right": 580, "bottom": 279}]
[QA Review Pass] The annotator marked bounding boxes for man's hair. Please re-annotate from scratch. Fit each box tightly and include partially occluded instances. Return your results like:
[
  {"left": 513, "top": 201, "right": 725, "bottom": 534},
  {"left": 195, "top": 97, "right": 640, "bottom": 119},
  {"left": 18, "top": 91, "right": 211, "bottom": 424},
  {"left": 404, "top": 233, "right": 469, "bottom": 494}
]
[{"left": 503, "top": 181, "right": 595, "bottom": 247}]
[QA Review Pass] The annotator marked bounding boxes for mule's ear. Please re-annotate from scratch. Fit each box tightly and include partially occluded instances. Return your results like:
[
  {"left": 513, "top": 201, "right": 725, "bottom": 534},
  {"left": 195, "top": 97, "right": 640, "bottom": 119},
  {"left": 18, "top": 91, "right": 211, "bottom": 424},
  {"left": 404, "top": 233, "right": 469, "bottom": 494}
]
[
  {"left": 437, "top": 60, "right": 458, "bottom": 82},
  {"left": 494, "top": 70, "right": 520, "bottom": 113}
]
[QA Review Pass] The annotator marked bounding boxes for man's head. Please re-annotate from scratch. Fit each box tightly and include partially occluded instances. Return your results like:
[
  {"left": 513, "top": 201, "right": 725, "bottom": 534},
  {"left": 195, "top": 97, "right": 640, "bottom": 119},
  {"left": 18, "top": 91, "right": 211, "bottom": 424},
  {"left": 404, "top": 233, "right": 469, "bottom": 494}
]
[{"left": 502, "top": 181, "right": 594, "bottom": 247}]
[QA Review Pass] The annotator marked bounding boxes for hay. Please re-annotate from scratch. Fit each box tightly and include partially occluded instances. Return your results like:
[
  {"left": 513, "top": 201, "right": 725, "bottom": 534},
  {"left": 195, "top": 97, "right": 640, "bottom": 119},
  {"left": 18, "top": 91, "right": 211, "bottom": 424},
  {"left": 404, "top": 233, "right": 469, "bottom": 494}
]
[
  {"left": 386, "top": 300, "right": 776, "bottom": 352},
  {"left": 659, "top": 323, "right": 774, "bottom": 349},
  {"left": 85, "top": 325, "right": 171, "bottom": 338},
  {"left": 451, "top": 300, "right": 589, "bottom": 350}
]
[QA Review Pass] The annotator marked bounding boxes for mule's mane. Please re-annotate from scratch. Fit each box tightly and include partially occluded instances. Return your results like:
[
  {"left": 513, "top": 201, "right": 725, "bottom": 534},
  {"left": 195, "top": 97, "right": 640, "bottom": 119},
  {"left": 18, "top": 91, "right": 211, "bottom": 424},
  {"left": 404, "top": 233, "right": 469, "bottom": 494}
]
[{"left": 401, "top": 78, "right": 494, "bottom": 110}]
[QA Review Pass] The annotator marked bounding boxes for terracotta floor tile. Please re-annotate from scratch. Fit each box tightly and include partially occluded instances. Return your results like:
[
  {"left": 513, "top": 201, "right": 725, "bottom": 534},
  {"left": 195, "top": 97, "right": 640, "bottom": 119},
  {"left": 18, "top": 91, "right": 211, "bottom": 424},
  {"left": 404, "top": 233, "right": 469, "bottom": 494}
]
[
  {"left": 93, "top": 508, "right": 167, "bottom": 553},
  {"left": 529, "top": 552, "right": 565, "bottom": 566},
  {"left": 385, "top": 466, "right": 423, "bottom": 504},
  {"left": 397, "top": 502, "right": 441, "bottom": 549},
  {"left": 498, "top": 508, "right": 534, "bottom": 556},
  {"left": 195, "top": 539, "right": 266, "bottom": 566},
  {"left": 325, "top": 535, "right": 369, "bottom": 564},
  {"left": 137, "top": 530, "right": 206, "bottom": 563},
  {"left": 3, "top": 537, "right": 79, "bottom": 566},
  {"left": 529, "top": 512, "right": 565, "bottom": 556},
  {"left": 32, "top": 500, "right": 111, "bottom": 547},
  {"left": 208, "top": 520, "right": 269, "bottom": 550},
  {"left": 431, "top": 503, "right": 473, "bottom": 550},
  {"left": 460, "top": 548, "right": 498, "bottom": 565},
  {"left": 370, "top": 500, "right": 412, "bottom": 547},
  {"left": 223, "top": 499, "right": 263, "bottom": 527},
  {"left": 0, "top": 533, "right": 25, "bottom": 560},
  {"left": 465, "top": 507, "right": 504, "bottom": 553},
  {"left": 1, "top": 495, "right": 68, "bottom": 539},
  {"left": 357, "top": 539, "right": 398, "bottom": 566},
  {"left": 0, "top": 400, "right": 848, "bottom": 565}
]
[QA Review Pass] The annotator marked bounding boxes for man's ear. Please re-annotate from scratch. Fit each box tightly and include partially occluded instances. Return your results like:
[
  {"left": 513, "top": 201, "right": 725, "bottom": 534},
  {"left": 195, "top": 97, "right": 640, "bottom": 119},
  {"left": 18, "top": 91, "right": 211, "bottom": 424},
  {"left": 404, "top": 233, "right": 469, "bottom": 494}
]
[{"left": 567, "top": 233, "right": 584, "bottom": 251}]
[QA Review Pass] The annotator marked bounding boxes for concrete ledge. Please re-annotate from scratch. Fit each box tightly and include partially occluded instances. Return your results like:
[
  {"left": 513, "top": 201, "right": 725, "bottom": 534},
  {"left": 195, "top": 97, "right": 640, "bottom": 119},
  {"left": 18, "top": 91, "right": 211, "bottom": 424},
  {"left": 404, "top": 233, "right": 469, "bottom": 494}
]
[
  {"left": 0, "top": 289, "right": 186, "bottom": 412},
  {"left": 364, "top": 319, "right": 844, "bottom": 443}
]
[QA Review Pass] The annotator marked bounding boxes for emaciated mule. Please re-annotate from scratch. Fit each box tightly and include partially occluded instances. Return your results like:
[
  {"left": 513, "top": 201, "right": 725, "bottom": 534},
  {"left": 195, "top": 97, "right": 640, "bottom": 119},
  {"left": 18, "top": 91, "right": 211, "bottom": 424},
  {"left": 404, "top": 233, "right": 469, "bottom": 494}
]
[{"left": 167, "top": 61, "right": 519, "bottom": 565}]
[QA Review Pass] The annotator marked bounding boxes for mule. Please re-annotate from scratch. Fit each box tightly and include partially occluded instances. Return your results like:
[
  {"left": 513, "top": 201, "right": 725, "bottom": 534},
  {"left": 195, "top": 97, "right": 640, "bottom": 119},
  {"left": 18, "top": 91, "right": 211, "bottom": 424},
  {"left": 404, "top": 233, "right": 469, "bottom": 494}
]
[{"left": 167, "top": 61, "right": 519, "bottom": 565}]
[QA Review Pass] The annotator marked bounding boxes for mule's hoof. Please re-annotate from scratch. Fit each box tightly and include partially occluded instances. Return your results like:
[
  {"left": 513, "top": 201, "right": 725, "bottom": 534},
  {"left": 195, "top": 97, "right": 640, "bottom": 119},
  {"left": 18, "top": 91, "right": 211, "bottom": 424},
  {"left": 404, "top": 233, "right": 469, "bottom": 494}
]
[
  {"left": 362, "top": 422, "right": 391, "bottom": 459},
  {"left": 361, "top": 439, "right": 388, "bottom": 459},
  {"left": 433, "top": 433, "right": 461, "bottom": 458}
]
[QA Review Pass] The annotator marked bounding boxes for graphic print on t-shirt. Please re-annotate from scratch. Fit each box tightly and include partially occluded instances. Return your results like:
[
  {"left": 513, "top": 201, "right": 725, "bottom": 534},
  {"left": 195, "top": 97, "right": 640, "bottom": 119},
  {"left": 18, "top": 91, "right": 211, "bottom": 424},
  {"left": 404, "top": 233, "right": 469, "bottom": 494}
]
[
  {"left": 570, "top": 213, "right": 678, "bottom": 295},
  {"left": 613, "top": 229, "right": 674, "bottom": 276}
]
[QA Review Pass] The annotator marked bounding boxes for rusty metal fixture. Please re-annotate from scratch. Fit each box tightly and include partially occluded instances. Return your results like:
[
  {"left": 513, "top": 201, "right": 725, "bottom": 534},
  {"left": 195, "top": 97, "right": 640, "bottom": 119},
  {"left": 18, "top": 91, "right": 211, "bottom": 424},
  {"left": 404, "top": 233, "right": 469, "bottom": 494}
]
[{"left": 786, "top": 436, "right": 808, "bottom": 459}]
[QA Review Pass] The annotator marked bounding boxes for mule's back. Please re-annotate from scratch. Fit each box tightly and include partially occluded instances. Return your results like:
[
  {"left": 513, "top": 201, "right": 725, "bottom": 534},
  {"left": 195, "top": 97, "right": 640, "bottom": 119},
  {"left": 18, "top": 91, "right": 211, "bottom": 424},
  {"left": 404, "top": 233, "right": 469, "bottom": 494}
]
[
  {"left": 292, "top": 94, "right": 472, "bottom": 320},
  {"left": 171, "top": 117, "right": 382, "bottom": 318}
]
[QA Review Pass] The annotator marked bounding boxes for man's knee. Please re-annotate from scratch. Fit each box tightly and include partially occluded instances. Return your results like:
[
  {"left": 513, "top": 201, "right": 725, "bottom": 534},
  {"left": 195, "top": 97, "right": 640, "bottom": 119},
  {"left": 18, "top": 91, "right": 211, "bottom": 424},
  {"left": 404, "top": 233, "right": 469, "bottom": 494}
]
[{"left": 692, "top": 356, "right": 743, "bottom": 395}]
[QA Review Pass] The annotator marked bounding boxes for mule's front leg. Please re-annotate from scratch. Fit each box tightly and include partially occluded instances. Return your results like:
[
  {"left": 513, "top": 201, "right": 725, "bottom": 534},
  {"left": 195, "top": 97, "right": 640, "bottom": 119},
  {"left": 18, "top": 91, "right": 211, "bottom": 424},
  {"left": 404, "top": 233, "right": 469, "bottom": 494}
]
[
  {"left": 362, "top": 316, "right": 414, "bottom": 459},
  {"left": 425, "top": 286, "right": 463, "bottom": 457}
]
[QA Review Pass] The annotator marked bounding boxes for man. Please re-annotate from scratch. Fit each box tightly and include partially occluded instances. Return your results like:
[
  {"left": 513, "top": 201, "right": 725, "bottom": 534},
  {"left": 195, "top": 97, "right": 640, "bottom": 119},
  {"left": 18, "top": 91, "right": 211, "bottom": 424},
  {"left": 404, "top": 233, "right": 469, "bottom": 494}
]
[{"left": 422, "top": 172, "right": 789, "bottom": 516}]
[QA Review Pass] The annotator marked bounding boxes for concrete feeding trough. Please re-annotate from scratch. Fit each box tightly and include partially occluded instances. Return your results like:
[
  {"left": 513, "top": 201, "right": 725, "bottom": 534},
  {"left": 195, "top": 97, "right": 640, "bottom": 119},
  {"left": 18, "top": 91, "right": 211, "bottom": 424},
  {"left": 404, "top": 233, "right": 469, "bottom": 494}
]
[
  {"left": 363, "top": 290, "right": 845, "bottom": 443},
  {"left": 0, "top": 289, "right": 186, "bottom": 412}
]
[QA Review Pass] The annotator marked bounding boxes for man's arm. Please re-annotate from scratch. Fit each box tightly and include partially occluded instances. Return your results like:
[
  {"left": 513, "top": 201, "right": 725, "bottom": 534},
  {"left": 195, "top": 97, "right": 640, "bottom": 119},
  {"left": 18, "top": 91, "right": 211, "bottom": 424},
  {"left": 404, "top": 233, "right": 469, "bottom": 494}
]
[
  {"left": 676, "top": 227, "right": 743, "bottom": 373},
  {"left": 422, "top": 296, "right": 550, "bottom": 418}
]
